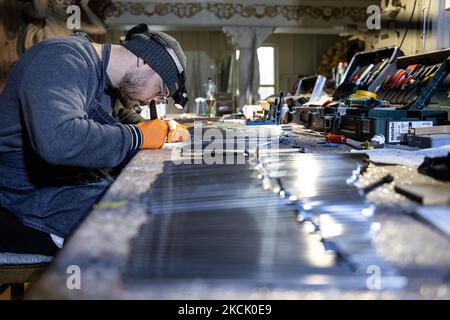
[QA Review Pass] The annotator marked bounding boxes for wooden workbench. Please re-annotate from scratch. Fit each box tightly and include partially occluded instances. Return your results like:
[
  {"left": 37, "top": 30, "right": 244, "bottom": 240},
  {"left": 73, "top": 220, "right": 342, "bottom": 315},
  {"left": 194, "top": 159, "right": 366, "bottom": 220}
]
[{"left": 27, "top": 124, "right": 450, "bottom": 299}]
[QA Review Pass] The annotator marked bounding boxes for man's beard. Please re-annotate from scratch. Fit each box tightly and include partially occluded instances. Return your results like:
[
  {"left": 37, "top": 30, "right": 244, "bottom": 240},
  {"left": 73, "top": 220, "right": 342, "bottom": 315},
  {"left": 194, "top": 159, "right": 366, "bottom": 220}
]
[{"left": 116, "top": 71, "right": 148, "bottom": 109}]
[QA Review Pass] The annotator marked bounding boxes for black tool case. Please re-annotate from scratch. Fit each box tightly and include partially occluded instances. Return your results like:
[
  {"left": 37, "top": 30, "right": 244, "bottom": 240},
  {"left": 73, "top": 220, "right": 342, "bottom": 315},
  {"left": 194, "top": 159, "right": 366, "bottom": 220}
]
[
  {"left": 334, "top": 49, "right": 450, "bottom": 143},
  {"left": 291, "top": 75, "right": 320, "bottom": 97},
  {"left": 293, "top": 46, "right": 402, "bottom": 131}
]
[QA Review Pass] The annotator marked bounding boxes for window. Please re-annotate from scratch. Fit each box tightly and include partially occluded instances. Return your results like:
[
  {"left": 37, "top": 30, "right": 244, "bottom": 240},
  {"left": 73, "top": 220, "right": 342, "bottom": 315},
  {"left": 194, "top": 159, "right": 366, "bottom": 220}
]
[
  {"left": 235, "top": 46, "right": 276, "bottom": 100},
  {"left": 257, "top": 46, "right": 275, "bottom": 100}
]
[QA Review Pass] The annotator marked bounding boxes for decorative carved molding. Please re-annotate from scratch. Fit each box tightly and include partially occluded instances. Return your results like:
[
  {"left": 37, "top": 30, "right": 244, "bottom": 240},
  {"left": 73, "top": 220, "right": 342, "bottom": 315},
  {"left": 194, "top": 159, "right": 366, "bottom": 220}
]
[
  {"left": 108, "top": 2, "right": 368, "bottom": 23},
  {"left": 154, "top": 3, "right": 202, "bottom": 18}
]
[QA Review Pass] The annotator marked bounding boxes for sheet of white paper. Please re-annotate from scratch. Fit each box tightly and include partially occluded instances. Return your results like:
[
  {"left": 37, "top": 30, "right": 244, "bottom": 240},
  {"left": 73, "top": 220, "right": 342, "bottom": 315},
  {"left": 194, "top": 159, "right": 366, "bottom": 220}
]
[{"left": 351, "top": 145, "right": 450, "bottom": 166}]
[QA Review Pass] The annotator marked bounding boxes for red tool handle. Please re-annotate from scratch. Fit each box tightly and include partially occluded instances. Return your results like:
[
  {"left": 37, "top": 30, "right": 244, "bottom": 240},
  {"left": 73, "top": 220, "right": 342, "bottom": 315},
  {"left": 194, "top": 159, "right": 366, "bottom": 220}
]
[{"left": 325, "top": 133, "right": 347, "bottom": 144}]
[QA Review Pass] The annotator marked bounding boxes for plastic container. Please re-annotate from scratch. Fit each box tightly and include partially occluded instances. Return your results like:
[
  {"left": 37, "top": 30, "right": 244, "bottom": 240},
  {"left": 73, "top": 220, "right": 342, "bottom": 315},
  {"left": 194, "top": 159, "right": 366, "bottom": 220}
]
[
  {"left": 194, "top": 97, "right": 207, "bottom": 115},
  {"left": 280, "top": 98, "right": 290, "bottom": 124}
]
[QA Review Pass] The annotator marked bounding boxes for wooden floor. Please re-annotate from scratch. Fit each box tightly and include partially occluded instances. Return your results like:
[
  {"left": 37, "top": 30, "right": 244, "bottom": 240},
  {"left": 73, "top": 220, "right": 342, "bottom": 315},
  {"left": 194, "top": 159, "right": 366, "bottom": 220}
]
[
  {"left": 0, "top": 284, "right": 30, "bottom": 300},
  {"left": 0, "top": 286, "right": 10, "bottom": 300},
  {"left": 1, "top": 263, "right": 49, "bottom": 300}
]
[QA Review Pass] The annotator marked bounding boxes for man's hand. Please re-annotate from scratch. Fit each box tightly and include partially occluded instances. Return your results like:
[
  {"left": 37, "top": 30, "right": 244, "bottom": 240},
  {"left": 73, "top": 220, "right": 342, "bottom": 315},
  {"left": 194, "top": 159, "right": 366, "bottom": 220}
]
[
  {"left": 166, "top": 120, "right": 190, "bottom": 143},
  {"left": 129, "top": 119, "right": 189, "bottom": 151},
  {"left": 136, "top": 119, "right": 168, "bottom": 149}
]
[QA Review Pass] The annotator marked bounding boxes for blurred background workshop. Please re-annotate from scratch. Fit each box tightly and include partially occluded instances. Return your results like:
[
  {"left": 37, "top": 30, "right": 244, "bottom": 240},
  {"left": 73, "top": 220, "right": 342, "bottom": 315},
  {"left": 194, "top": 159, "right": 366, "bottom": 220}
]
[{"left": 1, "top": 0, "right": 450, "bottom": 301}]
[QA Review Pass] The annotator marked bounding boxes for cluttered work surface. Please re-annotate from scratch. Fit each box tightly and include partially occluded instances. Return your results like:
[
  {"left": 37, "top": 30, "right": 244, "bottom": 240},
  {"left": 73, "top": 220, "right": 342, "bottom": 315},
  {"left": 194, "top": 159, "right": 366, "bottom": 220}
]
[{"left": 27, "top": 119, "right": 450, "bottom": 300}]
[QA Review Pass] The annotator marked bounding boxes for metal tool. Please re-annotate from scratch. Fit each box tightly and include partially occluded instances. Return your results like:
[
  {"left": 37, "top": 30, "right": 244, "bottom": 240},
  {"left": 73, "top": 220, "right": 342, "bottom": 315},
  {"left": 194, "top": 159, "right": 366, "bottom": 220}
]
[{"left": 361, "top": 175, "right": 394, "bottom": 195}]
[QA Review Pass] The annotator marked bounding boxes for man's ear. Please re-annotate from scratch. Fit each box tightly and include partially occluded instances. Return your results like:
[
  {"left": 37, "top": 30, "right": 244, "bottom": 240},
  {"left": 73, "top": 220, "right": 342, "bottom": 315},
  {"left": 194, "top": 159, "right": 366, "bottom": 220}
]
[{"left": 137, "top": 58, "right": 147, "bottom": 67}]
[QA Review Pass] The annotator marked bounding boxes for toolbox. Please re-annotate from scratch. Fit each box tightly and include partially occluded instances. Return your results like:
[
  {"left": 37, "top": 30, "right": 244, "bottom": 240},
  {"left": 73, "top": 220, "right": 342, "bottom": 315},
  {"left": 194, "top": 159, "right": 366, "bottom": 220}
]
[
  {"left": 334, "top": 49, "right": 450, "bottom": 143},
  {"left": 334, "top": 46, "right": 402, "bottom": 100},
  {"left": 291, "top": 75, "right": 321, "bottom": 98},
  {"left": 293, "top": 47, "right": 403, "bottom": 131}
]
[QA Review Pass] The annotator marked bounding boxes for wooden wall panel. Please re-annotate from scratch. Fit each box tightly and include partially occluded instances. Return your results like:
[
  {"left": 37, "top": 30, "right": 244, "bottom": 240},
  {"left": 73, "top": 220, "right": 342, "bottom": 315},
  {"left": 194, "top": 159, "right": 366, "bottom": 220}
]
[
  {"left": 166, "top": 30, "right": 233, "bottom": 63},
  {"left": 264, "top": 33, "right": 339, "bottom": 92}
]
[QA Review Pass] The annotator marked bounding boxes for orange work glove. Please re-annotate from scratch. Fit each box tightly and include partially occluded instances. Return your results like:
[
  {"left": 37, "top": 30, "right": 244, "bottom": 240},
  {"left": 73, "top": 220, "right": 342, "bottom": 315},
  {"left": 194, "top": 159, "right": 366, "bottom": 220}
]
[
  {"left": 137, "top": 119, "right": 169, "bottom": 149},
  {"left": 126, "top": 119, "right": 168, "bottom": 150},
  {"left": 166, "top": 120, "right": 190, "bottom": 143}
]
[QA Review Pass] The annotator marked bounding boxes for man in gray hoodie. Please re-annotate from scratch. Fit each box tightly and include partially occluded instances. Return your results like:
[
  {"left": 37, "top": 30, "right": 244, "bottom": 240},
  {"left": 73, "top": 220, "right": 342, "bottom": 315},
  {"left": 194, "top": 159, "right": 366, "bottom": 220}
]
[{"left": 0, "top": 24, "right": 189, "bottom": 255}]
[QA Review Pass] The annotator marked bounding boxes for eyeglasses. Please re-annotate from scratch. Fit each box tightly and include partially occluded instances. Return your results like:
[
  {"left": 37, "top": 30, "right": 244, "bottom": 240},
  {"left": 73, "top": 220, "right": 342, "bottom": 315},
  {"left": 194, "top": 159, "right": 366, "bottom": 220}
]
[
  {"left": 153, "top": 95, "right": 168, "bottom": 105},
  {"left": 151, "top": 83, "right": 170, "bottom": 105}
]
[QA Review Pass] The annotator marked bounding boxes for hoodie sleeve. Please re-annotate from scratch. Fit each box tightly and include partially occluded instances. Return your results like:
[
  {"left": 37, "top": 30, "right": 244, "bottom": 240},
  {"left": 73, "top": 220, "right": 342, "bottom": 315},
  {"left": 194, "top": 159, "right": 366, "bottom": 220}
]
[{"left": 18, "top": 43, "right": 133, "bottom": 168}]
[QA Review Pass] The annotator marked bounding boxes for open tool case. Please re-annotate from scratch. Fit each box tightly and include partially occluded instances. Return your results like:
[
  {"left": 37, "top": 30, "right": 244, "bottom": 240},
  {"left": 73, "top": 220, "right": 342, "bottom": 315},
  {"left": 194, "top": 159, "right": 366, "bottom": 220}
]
[
  {"left": 293, "top": 47, "right": 402, "bottom": 131},
  {"left": 334, "top": 49, "right": 450, "bottom": 143},
  {"left": 291, "top": 75, "right": 321, "bottom": 100}
]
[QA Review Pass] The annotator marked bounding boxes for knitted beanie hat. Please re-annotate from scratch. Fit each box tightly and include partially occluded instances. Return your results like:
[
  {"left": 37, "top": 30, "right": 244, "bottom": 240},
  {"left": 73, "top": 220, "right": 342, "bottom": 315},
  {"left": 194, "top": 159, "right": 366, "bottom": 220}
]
[{"left": 121, "top": 24, "right": 188, "bottom": 108}]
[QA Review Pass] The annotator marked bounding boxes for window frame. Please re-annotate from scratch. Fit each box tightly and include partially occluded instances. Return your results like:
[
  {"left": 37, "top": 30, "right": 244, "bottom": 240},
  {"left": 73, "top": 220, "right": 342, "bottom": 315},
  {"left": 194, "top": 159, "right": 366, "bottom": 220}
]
[{"left": 257, "top": 44, "right": 278, "bottom": 99}]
